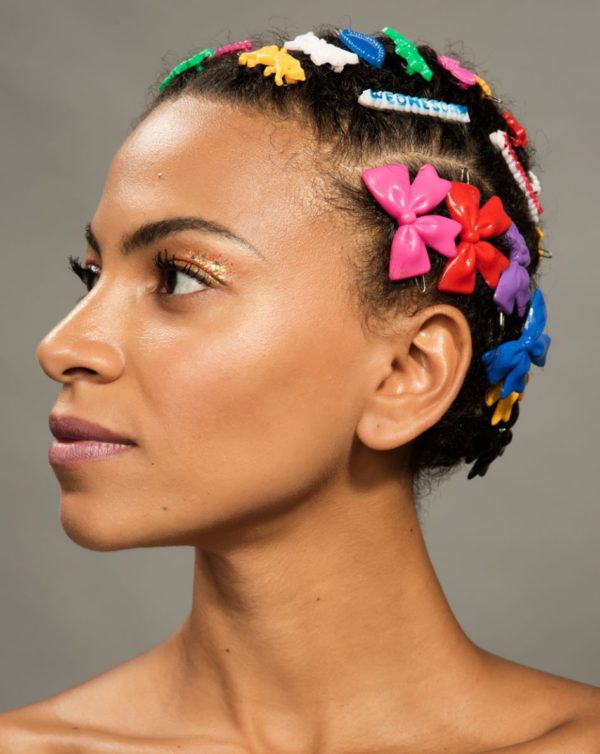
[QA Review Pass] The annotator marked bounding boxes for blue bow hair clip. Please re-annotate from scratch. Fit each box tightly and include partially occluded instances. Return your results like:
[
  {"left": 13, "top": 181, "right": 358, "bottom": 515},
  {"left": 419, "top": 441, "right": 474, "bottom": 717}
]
[{"left": 482, "top": 289, "right": 551, "bottom": 398}]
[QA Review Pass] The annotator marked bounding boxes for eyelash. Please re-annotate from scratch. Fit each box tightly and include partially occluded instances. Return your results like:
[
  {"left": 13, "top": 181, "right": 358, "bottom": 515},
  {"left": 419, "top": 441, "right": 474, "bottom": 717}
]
[{"left": 68, "top": 250, "right": 215, "bottom": 297}]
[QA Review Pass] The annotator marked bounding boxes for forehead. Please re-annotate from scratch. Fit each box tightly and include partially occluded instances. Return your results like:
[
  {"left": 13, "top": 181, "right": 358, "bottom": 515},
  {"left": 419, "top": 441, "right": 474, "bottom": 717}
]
[{"left": 101, "top": 96, "right": 323, "bottom": 228}]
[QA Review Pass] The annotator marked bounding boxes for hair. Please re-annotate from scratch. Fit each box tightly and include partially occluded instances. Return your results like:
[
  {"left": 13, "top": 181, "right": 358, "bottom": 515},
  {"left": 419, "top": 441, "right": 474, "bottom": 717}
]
[{"left": 133, "top": 24, "right": 547, "bottom": 505}]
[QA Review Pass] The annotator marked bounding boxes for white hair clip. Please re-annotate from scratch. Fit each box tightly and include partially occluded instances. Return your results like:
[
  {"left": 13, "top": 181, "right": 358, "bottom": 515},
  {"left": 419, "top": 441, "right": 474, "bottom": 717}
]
[
  {"left": 284, "top": 31, "right": 359, "bottom": 73},
  {"left": 358, "top": 88, "right": 470, "bottom": 123},
  {"left": 528, "top": 170, "right": 542, "bottom": 195},
  {"left": 489, "top": 130, "right": 543, "bottom": 222}
]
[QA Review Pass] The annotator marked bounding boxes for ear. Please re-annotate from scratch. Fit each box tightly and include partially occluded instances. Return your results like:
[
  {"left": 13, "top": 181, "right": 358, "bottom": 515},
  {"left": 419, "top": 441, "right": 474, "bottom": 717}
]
[{"left": 355, "top": 304, "right": 473, "bottom": 451}]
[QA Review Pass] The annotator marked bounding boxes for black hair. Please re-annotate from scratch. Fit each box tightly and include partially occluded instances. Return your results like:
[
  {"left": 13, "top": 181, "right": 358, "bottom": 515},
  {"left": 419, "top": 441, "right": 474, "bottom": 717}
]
[{"left": 133, "top": 25, "right": 548, "bottom": 503}]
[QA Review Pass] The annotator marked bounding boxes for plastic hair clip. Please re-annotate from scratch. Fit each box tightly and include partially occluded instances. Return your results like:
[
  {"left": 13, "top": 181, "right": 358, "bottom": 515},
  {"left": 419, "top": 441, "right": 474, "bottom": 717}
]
[
  {"left": 489, "top": 130, "right": 543, "bottom": 222},
  {"left": 502, "top": 111, "right": 528, "bottom": 148},
  {"left": 214, "top": 40, "right": 253, "bottom": 56},
  {"left": 437, "top": 55, "right": 476, "bottom": 88},
  {"left": 284, "top": 31, "right": 359, "bottom": 72},
  {"left": 483, "top": 289, "right": 551, "bottom": 398},
  {"left": 337, "top": 28, "right": 385, "bottom": 68},
  {"left": 358, "top": 88, "right": 470, "bottom": 123},
  {"left": 158, "top": 48, "right": 215, "bottom": 93},
  {"left": 238, "top": 45, "right": 306, "bottom": 85},
  {"left": 381, "top": 26, "right": 433, "bottom": 81},
  {"left": 361, "top": 163, "right": 461, "bottom": 280},
  {"left": 437, "top": 181, "right": 512, "bottom": 294},
  {"left": 493, "top": 224, "right": 532, "bottom": 317},
  {"left": 485, "top": 379, "right": 527, "bottom": 426}
]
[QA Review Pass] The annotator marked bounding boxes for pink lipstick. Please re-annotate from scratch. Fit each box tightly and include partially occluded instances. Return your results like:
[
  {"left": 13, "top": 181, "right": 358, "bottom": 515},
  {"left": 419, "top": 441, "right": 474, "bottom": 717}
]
[{"left": 48, "top": 414, "right": 136, "bottom": 466}]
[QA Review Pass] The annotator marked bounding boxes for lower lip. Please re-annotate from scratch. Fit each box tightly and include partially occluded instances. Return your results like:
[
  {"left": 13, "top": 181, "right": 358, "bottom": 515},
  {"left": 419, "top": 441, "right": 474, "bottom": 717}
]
[{"left": 49, "top": 440, "right": 136, "bottom": 465}]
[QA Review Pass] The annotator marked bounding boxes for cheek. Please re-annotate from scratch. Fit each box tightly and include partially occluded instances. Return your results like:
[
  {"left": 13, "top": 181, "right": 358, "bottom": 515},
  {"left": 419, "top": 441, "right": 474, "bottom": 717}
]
[{"left": 134, "top": 285, "right": 366, "bottom": 525}]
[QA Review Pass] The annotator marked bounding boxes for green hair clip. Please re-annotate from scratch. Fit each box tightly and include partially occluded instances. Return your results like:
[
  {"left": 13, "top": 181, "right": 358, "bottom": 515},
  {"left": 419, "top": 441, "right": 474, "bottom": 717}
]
[
  {"left": 158, "top": 47, "right": 215, "bottom": 93},
  {"left": 381, "top": 27, "right": 433, "bottom": 82}
]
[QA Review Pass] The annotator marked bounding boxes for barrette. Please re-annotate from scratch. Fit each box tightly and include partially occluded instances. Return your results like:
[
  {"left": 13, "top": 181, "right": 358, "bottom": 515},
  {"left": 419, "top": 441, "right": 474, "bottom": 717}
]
[
  {"left": 534, "top": 226, "right": 552, "bottom": 260},
  {"left": 489, "top": 130, "right": 543, "bottom": 222},
  {"left": 158, "top": 48, "right": 215, "bottom": 93},
  {"left": 361, "top": 163, "right": 461, "bottom": 280},
  {"left": 238, "top": 45, "right": 306, "bottom": 85},
  {"left": 284, "top": 31, "right": 359, "bottom": 72},
  {"left": 475, "top": 75, "right": 502, "bottom": 103},
  {"left": 482, "top": 288, "right": 551, "bottom": 398},
  {"left": 381, "top": 26, "right": 433, "bottom": 81},
  {"left": 214, "top": 40, "right": 253, "bottom": 56},
  {"left": 437, "top": 55, "right": 476, "bottom": 88},
  {"left": 502, "top": 111, "right": 528, "bottom": 148},
  {"left": 337, "top": 28, "right": 386, "bottom": 68},
  {"left": 485, "top": 379, "right": 526, "bottom": 426},
  {"left": 358, "top": 88, "right": 470, "bottom": 123},
  {"left": 528, "top": 171, "right": 541, "bottom": 194},
  {"left": 437, "top": 182, "right": 512, "bottom": 294},
  {"left": 493, "top": 224, "right": 532, "bottom": 317}
]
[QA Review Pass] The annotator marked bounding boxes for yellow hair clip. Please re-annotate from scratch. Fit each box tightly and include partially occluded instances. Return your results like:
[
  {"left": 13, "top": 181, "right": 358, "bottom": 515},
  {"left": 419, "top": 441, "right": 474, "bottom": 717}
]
[
  {"left": 485, "top": 376, "right": 528, "bottom": 426},
  {"left": 238, "top": 45, "right": 306, "bottom": 85}
]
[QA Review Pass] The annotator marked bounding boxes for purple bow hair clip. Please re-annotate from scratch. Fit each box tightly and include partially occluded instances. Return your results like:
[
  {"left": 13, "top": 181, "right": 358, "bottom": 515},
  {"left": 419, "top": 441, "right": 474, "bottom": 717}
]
[
  {"left": 361, "top": 163, "right": 461, "bottom": 280},
  {"left": 437, "top": 55, "right": 476, "bottom": 89},
  {"left": 493, "top": 223, "right": 532, "bottom": 317}
]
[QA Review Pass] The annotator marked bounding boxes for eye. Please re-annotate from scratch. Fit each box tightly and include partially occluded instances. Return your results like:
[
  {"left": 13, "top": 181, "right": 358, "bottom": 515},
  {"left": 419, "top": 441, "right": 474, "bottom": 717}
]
[
  {"left": 69, "top": 255, "right": 100, "bottom": 294},
  {"left": 153, "top": 250, "right": 214, "bottom": 295}
]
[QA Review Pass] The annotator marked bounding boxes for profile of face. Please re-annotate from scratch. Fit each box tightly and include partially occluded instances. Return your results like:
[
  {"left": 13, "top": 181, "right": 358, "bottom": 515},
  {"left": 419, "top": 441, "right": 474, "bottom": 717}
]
[{"left": 36, "top": 95, "right": 471, "bottom": 552}]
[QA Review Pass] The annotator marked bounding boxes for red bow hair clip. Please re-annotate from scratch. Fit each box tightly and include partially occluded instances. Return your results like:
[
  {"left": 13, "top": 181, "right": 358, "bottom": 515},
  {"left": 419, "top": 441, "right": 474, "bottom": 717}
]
[{"left": 437, "top": 182, "right": 512, "bottom": 294}]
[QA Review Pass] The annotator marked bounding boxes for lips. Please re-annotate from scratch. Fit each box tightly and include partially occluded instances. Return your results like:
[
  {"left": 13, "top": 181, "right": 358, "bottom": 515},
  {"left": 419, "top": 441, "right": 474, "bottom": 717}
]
[{"left": 49, "top": 414, "right": 136, "bottom": 445}]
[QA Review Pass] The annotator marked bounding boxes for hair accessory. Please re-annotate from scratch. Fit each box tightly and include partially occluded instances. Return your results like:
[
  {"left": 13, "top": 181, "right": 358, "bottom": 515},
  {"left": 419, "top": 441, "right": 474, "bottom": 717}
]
[
  {"left": 528, "top": 171, "right": 541, "bottom": 194},
  {"left": 485, "top": 379, "right": 527, "bottom": 425},
  {"left": 465, "top": 400, "right": 519, "bottom": 479},
  {"left": 358, "top": 88, "right": 470, "bottom": 123},
  {"left": 238, "top": 45, "right": 306, "bottom": 85},
  {"left": 338, "top": 28, "right": 385, "bottom": 68},
  {"left": 493, "top": 223, "right": 532, "bottom": 317},
  {"left": 284, "top": 31, "right": 359, "bottom": 72},
  {"left": 381, "top": 26, "right": 433, "bottom": 81},
  {"left": 361, "top": 163, "right": 461, "bottom": 280},
  {"left": 502, "top": 111, "right": 528, "bottom": 148},
  {"left": 489, "top": 130, "right": 543, "bottom": 222},
  {"left": 482, "top": 288, "right": 551, "bottom": 398},
  {"left": 437, "top": 182, "right": 512, "bottom": 294},
  {"left": 158, "top": 48, "right": 215, "bottom": 93},
  {"left": 214, "top": 40, "right": 253, "bottom": 56},
  {"left": 437, "top": 55, "right": 476, "bottom": 88}
]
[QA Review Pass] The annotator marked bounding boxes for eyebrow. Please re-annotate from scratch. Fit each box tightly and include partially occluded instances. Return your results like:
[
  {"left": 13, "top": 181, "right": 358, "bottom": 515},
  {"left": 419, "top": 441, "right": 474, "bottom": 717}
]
[{"left": 84, "top": 216, "right": 264, "bottom": 259}]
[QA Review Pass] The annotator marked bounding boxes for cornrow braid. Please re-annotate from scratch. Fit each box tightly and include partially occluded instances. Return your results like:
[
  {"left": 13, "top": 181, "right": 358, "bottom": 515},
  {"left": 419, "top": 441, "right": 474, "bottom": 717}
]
[{"left": 136, "top": 24, "right": 550, "bottom": 501}]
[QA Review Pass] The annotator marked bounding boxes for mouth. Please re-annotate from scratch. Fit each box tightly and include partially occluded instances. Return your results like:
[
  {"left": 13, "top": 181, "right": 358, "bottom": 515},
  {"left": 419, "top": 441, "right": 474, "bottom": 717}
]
[{"left": 48, "top": 414, "right": 137, "bottom": 466}]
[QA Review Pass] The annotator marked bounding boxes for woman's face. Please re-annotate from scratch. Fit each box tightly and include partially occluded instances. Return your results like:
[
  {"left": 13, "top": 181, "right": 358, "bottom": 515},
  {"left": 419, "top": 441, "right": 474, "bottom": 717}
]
[{"left": 36, "top": 95, "right": 383, "bottom": 551}]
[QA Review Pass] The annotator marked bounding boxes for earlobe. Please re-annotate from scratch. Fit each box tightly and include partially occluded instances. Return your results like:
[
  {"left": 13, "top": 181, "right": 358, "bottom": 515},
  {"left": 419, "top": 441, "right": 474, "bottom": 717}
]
[{"left": 355, "top": 306, "right": 472, "bottom": 451}]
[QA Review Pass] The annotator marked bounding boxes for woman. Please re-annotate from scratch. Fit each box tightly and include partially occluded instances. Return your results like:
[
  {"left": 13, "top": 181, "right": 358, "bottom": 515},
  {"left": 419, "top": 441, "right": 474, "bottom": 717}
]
[{"left": 2, "top": 24, "right": 599, "bottom": 753}]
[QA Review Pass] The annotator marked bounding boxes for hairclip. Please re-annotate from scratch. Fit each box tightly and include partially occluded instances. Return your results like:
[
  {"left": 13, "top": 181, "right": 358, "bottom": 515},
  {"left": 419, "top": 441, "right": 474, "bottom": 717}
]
[
  {"left": 483, "top": 288, "right": 551, "bottom": 398},
  {"left": 485, "top": 379, "right": 527, "bottom": 426},
  {"left": 437, "top": 182, "right": 512, "bottom": 294},
  {"left": 238, "top": 45, "right": 306, "bottom": 85},
  {"left": 337, "top": 28, "right": 385, "bottom": 68},
  {"left": 158, "top": 48, "right": 215, "bottom": 93},
  {"left": 358, "top": 88, "right": 470, "bottom": 123},
  {"left": 381, "top": 26, "right": 433, "bottom": 81},
  {"left": 489, "top": 130, "right": 543, "bottom": 222},
  {"left": 528, "top": 171, "right": 541, "bottom": 195},
  {"left": 361, "top": 163, "right": 461, "bottom": 280},
  {"left": 437, "top": 55, "right": 476, "bottom": 88},
  {"left": 502, "top": 111, "right": 528, "bottom": 148},
  {"left": 214, "top": 40, "right": 253, "bottom": 56},
  {"left": 284, "top": 31, "right": 359, "bottom": 72},
  {"left": 493, "top": 224, "right": 532, "bottom": 317}
]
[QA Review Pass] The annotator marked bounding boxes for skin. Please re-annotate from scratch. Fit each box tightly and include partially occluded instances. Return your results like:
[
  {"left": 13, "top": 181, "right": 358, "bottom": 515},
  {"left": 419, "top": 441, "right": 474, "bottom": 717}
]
[{"left": 2, "top": 96, "right": 599, "bottom": 753}]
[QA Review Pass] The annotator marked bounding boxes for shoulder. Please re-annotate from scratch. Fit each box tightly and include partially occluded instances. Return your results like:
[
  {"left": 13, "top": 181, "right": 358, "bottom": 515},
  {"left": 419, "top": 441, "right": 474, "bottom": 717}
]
[{"left": 479, "top": 649, "right": 600, "bottom": 752}]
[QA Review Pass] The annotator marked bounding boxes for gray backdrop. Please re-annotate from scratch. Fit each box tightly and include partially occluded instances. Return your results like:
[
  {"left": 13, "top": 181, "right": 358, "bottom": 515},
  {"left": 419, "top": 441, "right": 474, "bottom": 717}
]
[{"left": 1, "top": 0, "right": 598, "bottom": 711}]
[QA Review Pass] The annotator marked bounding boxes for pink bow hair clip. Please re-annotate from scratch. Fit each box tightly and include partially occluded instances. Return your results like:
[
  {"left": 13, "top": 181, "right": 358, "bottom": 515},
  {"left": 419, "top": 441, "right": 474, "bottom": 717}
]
[{"left": 361, "top": 163, "right": 461, "bottom": 280}]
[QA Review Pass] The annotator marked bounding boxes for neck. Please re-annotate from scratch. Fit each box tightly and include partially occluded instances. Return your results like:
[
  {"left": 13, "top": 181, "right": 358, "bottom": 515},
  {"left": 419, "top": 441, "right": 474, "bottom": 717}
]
[{"left": 161, "top": 459, "right": 488, "bottom": 751}]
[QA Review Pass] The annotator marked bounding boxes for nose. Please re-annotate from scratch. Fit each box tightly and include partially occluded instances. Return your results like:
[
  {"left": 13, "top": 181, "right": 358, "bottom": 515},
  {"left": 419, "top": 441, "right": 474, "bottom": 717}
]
[{"left": 36, "top": 303, "right": 125, "bottom": 386}]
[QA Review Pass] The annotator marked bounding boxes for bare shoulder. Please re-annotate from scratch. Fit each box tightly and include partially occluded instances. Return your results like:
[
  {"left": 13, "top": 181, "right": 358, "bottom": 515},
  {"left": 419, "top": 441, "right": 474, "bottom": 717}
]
[{"left": 478, "top": 648, "right": 600, "bottom": 752}]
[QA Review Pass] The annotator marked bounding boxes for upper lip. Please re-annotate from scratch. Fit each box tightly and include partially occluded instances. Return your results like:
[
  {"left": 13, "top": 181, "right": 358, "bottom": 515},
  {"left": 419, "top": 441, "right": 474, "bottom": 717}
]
[{"left": 49, "top": 414, "right": 136, "bottom": 445}]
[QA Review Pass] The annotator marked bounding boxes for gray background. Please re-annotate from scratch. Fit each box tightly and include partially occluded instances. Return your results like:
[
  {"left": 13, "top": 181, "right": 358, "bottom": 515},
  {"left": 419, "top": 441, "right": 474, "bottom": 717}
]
[{"left": 1, "top": 0, "right": 598, "bottom": 711}]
